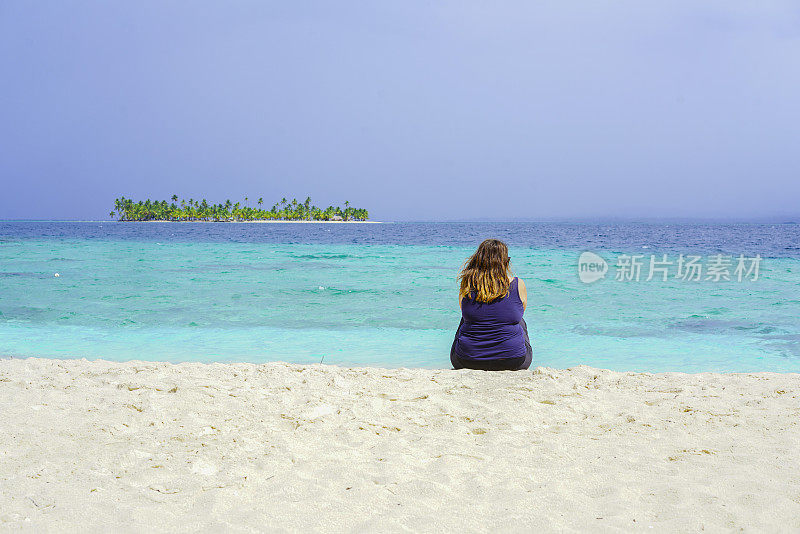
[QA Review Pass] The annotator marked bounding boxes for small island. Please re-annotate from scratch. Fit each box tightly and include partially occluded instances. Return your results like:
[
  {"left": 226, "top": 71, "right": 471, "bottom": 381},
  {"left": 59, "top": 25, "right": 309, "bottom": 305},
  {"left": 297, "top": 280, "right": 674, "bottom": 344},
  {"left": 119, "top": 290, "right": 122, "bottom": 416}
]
[{"left": 110, "top": 196, "right": 369, "bottom": 222}]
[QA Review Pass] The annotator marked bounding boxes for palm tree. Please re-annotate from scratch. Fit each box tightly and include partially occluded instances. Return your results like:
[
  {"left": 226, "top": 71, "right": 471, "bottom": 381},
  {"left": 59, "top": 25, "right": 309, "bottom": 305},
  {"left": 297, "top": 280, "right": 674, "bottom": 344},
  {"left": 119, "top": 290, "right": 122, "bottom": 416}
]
[{"left": 111, "top": 195, "right": 368, "bottom": 222}]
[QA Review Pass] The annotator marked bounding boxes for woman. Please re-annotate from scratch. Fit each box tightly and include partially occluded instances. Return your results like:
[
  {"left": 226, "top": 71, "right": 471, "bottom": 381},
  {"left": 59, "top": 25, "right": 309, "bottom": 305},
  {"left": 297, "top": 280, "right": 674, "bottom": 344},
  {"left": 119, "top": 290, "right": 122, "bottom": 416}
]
[{"left": 450, "top": 239, "right": 533, "bottom": 371}]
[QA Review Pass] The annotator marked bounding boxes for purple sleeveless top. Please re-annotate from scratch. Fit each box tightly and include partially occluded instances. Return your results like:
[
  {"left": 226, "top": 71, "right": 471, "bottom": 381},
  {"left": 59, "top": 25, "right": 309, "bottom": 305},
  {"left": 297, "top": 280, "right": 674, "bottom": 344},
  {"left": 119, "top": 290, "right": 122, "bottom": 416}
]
[{"left": 455, "top": 277, "right": 526, "bottom": 361}]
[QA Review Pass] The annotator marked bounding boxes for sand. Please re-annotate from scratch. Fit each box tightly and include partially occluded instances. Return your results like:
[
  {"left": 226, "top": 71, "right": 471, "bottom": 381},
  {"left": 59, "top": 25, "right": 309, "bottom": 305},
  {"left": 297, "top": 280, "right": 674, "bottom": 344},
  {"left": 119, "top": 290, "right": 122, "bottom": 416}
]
[{"left": 1, "top": 358, "right": 798, "bottom": 533}]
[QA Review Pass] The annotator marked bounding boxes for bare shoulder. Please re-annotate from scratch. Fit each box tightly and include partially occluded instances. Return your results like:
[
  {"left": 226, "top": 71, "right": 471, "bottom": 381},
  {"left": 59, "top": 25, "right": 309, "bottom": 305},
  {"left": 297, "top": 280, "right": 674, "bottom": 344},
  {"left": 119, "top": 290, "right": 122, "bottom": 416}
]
[{"left": 517, "top": 277, "right": 528, "bottom": 302}]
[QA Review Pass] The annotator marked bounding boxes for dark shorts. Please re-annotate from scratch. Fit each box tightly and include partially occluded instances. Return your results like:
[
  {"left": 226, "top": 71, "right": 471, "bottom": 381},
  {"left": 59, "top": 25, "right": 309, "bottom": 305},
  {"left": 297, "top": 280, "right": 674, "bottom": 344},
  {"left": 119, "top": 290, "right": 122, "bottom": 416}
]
[{"left": 450, "top": 318, "right": 533, "bottom": 371}]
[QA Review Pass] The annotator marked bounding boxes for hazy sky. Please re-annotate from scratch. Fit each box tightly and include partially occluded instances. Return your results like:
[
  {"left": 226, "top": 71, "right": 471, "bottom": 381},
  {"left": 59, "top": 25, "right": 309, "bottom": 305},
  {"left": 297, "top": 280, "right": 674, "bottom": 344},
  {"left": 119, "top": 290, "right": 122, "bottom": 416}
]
[{"left": 1, "top": 1, "right": 799, "bottom": 221}]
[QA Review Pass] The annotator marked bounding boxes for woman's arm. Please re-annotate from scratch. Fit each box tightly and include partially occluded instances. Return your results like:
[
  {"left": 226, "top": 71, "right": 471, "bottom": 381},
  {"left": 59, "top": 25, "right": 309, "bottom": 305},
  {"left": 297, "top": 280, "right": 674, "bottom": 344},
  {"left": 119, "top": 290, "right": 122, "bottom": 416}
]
[{"left": 518, "top": 278, "right": 527, "bottom": 311}]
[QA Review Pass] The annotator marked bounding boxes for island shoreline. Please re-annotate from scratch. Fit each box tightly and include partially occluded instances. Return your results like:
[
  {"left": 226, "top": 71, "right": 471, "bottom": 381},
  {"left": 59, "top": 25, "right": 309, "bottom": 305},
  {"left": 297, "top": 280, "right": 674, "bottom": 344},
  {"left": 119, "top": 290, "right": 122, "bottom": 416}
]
[{"left": 123, "top": 219, "right": 383, "bottom": 223}]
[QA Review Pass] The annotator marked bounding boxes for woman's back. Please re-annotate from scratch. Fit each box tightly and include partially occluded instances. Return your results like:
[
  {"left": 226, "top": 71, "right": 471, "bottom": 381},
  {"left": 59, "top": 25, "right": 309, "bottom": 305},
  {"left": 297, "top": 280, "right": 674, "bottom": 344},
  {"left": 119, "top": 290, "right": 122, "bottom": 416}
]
[
  {"left": 451, "top": 238, "right": 532, "bottom": 371},
  {"left": 455, "top": 277, "right": 527, "bottom": 361}
]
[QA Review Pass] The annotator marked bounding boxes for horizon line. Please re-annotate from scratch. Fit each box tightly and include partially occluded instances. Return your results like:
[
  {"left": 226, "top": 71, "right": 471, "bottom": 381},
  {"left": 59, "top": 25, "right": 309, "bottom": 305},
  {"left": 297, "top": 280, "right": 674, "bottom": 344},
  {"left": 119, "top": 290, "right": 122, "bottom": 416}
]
[{"left": 1, "top": 217, "right": 799, "bottom": 224}]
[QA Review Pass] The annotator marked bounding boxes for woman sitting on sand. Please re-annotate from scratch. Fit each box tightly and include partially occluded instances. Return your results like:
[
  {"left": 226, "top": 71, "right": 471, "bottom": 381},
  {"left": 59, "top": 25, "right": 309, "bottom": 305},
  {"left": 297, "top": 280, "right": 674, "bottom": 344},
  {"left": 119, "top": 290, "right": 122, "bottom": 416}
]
[{"left": 450, "top": 239, "right": 533, "bottom": 371}]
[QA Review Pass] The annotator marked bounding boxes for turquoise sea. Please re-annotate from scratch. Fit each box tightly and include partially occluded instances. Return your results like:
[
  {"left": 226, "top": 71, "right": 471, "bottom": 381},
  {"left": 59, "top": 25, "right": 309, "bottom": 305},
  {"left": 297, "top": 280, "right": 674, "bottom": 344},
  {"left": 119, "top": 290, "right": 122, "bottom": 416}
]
[{"left": 1, "top": 221, "right": 799, "bottom": 372}]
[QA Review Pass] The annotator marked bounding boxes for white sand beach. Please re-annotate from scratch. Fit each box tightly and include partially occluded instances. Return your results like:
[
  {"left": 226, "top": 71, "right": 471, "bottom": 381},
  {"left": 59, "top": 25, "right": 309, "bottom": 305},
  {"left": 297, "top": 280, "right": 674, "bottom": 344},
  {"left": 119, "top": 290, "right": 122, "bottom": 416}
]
[{"left": 1, "top": 357, "right": 798, "bottom": 532}]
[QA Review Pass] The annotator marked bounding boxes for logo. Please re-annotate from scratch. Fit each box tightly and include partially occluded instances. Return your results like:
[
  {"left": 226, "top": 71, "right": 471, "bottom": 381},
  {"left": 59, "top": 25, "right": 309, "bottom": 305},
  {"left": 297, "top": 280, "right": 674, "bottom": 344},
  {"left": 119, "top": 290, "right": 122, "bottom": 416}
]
[
  {"left": 576, "top": 252, "right": 761, "bottom": 283},
  {"left": 578, "top": 251, "right": 608, "bottom": 284}
]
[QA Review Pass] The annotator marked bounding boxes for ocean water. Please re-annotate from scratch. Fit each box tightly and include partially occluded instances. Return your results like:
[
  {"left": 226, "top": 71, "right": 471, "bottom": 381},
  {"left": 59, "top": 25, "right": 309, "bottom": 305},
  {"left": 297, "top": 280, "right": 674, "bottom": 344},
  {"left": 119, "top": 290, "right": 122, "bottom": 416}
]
[{"left": 1, "top": 221, "right": 799, "bottom": 372}]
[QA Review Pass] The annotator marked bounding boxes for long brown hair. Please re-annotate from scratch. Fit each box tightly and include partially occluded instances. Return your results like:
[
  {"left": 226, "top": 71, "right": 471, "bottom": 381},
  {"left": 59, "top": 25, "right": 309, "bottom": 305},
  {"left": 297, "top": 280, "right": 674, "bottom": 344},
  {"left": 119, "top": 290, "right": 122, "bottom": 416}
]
[{"left": 459, "top": 239, "right": 512, "bottom": 303}]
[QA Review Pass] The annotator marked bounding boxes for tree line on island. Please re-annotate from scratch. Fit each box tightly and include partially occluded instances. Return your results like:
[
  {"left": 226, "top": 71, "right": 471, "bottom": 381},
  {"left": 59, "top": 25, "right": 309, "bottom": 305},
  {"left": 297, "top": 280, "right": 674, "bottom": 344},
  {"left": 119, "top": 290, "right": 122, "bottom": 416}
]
[{"left": 110, "top": 196, "right": 369, "bottom": 222}]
